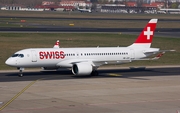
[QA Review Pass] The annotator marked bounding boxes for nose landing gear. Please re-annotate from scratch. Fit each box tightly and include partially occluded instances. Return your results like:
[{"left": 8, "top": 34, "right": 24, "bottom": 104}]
[{"left": 17, "top": 67, "right": 24, "bottom": 77}]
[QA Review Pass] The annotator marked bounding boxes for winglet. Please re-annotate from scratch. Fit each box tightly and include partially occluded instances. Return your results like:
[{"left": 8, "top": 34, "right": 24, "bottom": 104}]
[
  {"left": 53, "top": 40, "right": 60, "bottom": 48},
  {"left": 129, "top": 19, "right": 158, "bottom": 48}
]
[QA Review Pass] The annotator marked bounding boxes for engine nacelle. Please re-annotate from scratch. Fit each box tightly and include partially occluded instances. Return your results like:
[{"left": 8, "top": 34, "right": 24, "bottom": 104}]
[{"left": 72, "top": 63, "right": 93, "bottom": 76}]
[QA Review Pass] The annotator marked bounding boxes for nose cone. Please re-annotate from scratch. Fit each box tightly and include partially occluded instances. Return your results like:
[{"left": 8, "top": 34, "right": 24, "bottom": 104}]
[
  {"left": 5, "top": 58, "right": 15, "bottom": 66},
  {"left": 5, "top": 58, "right": 11, "bottom": 66}
]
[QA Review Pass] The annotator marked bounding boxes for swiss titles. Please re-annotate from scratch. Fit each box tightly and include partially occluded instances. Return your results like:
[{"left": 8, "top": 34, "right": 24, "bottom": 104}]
[{"left": 39, "top": 51, "right": 65, "bottom": 59}]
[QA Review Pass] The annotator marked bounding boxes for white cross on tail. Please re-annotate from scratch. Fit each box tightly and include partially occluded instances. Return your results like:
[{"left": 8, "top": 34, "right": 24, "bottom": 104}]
[{"left": 144, "top": 27, "right": 153, "bottom": 40}]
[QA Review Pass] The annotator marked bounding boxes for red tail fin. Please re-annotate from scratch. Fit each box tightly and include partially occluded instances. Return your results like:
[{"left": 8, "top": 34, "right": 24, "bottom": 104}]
[{"left": 129, "top": 19, "right": 158, "bottom": 48}]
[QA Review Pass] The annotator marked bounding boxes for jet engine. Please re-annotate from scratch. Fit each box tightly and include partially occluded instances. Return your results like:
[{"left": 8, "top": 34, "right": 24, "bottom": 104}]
[{"left": 72, "top": 63, "right": 93, "bottom": 76}]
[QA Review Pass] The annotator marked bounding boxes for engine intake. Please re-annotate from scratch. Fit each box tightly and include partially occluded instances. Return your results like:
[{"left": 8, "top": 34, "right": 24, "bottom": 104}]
[{"left": 72, "top": 63, "right": 93, "bottom": 76}]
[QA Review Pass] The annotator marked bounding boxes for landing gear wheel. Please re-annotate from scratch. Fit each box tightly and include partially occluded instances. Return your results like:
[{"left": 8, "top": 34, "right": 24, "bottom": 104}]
[
  {"left": 18, "top": 67, "right": 24, "bottom": 77},
  {"left": 19, "top": 73, "right": 23, "bottom": 77}
]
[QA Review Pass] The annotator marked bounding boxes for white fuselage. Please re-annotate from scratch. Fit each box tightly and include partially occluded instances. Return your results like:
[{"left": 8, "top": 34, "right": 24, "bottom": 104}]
[{"left": 5, "top": 47, "right": 149, "bottom": 68}]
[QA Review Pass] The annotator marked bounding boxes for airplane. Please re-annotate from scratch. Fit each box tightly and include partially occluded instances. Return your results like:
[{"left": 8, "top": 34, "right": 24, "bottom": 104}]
[
  {"left": 5, "top": 19, "right": 175, "bottom": 77},
  {"left": 77, "top": 7, "right": 92, "bottom": 13}
]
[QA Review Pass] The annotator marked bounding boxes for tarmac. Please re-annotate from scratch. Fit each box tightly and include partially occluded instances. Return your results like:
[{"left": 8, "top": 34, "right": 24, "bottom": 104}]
[{"left": 0, "top": 66, "right": 180, "bottom": 113}]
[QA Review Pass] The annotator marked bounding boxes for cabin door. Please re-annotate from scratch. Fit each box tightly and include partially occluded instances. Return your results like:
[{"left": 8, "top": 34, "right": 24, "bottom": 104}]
[{"left": 31, "top": 50, "right": 37, "bottom": 62}]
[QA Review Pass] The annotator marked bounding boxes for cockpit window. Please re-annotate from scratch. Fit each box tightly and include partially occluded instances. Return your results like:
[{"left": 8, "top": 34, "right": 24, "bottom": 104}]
[
  {"left": 19, "top": 54, "right": 24, "bottom": 58},
  {"left": 11, "top": 54, "right": 24, "bottom": 58},
  {"left": 12, "top": 54, "right": 19, "bottom": 57}
]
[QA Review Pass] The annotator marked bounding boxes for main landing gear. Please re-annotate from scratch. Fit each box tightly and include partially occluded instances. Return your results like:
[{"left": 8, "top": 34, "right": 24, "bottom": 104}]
[
  {"left": 17, "top": 67, "right": 24, "bottom": 77},
  {"left": 91, "top": 70, "right": 99, "bottom": 76}
]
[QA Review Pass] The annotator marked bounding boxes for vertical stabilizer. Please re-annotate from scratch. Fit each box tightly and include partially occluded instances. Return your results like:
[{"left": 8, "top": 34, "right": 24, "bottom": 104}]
[{"left": 129, "top": 19, "right": 158, "bottom": 48}]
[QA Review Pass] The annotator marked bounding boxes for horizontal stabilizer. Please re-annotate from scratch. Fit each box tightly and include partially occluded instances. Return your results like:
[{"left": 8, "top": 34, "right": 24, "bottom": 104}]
[
  {"left": 137, "top": 50, "right": 175, "bottom": 60},
  {"left": 143, "top": 49, "right": 175, "bottom": 54}
]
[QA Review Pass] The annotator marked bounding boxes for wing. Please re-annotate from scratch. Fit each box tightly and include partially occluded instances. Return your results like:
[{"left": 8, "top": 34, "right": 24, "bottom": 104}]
[{"left": 56, "top": 58, "right": 132, "bottom": 68}]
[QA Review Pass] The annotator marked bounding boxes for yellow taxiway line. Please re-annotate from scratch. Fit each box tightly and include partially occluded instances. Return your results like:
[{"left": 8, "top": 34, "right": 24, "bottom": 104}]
[
  {"left": 0, "top": 80, "right": 38, "bottom": 111},
  {"left": 109, "top": 73, "right": 122, "bottom": 77}
]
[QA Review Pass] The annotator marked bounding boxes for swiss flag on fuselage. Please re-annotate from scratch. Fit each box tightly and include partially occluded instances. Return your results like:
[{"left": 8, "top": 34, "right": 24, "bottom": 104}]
[{"left": 134, "top": 19, "right": 157, "bottom": 43}]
